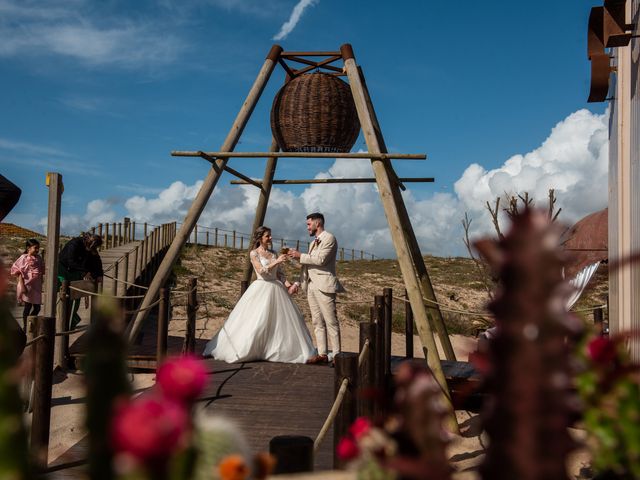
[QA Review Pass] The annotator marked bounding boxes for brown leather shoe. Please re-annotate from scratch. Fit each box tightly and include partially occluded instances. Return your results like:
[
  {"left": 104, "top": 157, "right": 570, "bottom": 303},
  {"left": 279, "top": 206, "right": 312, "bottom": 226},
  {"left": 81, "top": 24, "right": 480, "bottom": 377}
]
[{"left": 306, "top": 354, "right": 329, "bottom": 365}]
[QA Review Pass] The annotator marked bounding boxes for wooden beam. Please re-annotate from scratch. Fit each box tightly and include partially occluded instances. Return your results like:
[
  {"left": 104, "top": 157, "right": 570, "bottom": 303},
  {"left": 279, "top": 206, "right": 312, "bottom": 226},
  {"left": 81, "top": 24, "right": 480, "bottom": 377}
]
[
  {"left": 172, "top": 151, "right": 426, "bottom": 160},
  {"left": 128, "top": 44, "right": 283, "bottom": 341},
  {"left": 230, "top": 177, "right": 435, "bottom": 185},
  {"left": 278, "top": 58, "right": 296, "bottom": 78},
  {"left": 286, "top": 55, "right": 344, "bottom": 74},
  {"left": 341, "top": 43, "right": 458, "bottom": 432},
  {"left": 198, "top": 151, "right": 264, "bottom": 190},
  {"left": 292, "top": 55, "right": 342, "bottom": 76},
  {"left": 281, "top": 51, "right": 341, "bottom": 57}
]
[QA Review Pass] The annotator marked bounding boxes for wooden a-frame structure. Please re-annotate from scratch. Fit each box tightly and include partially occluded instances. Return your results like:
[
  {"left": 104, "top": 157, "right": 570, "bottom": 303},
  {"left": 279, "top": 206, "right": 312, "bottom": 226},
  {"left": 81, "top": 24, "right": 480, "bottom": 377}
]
[{"left": 128, "top": 44, "right": 458, "bottom": 421}]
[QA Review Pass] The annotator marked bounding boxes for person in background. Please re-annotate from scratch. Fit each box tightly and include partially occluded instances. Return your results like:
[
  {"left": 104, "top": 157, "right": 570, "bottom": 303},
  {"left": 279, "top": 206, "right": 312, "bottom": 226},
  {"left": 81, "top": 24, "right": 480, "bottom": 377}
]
[
  {"left": 10, "top": 239, "right": 45, "bottom": 330},
  {"left": 58, "top": 233, "right": 103, "bottom": 328}
]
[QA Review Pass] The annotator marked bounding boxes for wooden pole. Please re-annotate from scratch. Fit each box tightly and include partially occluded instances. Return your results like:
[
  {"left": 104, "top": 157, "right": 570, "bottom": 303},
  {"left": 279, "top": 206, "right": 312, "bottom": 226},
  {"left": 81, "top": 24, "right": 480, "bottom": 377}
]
[
  {"left": 358, "top": 321, "right": 376, "bottom": 418},
  {"left": 44, "top": 172, "right": 63, "bottom": 319},
  {"left": 206, "top": 230, "right": 209, "bottom": 246},
  {"left": 333, "top": 352, "right": 358, "bottom": 469},
  {"left": 128, "top": 45, "right": 282, "bottom": 341},
  {"left": 231, "top": 177, "right": 435, "bottom": 185},
  {"left": 341, "top": 44, "right": 457, "bottom": 430},
  {"left": 383, "top": 287, "right": 393, "bottom": 376},
  {"left": 240, "top": 280, "right": 249, "bottom": 296},
  {"left": 157, "top": 287, "right": 169, "bottom": 364},
  {"left": 173, "top": 151, "right": 426, "bottom": 160},
  {"left": 184, "top": 278, "right": 197, "bottom": 354},
  {"left": 194, "top": 224, "right": 198, "bottom": 246},
  {"left": 54, "top": 281, "right": 71, "bottom": 370},
  {"left": 405, "top": 289, "right": 414, "bottom": 358},
  {"left": 242, "top": 139, "right": 281, "bottom": 283},
  {"left": 350, "top": 58, "right": 455, "bottom": 362},
  {"left": 215, "top": 228, "right": 218, "bottom": 247},
  {"left": 373, "top": 295, "right": 386, "bottom": 398},
  {"left": 594, "top": 307, "right": 604, "bottom": 336},
  {"left": 31, "top": 316, "right": 55, "bottom": 470}
]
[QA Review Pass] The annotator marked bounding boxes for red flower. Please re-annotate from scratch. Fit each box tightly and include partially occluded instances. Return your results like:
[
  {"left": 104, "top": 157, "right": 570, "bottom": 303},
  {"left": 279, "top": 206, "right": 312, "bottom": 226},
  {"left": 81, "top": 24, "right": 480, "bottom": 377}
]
[
  {"left": 111, "top": 395, "right": 189, "bottom": 462},
  {"left": 587, "top": 337, "right": 618, "bottom": 365},
  {"left": 336, "top": 436, "right": 360, "bottom": 461},
  {"left": 349, "top": 417, "right": 372, "bottom": 440},
  {"left": 156, "top": 355, "right": 208, "bottom": 404}
]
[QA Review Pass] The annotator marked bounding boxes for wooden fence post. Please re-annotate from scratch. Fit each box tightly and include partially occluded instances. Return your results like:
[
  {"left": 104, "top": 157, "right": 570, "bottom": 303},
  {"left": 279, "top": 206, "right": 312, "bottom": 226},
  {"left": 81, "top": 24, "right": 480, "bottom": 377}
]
[
  {"left": 383, "top": 287, "right": 392, "bottom": 376},
  {"left": 43, "top": 172, "right": 62, "bottom": 319},
  {"left": 206, "top": 230, "right": 209, "bottom": 246},
  {"left": 340, "top": 248, "right": 344, "bottom": 261},
  {"left": 215, "top": 228, "right": 218, "bottom": 247},
  {"left": 55, "top": 280, "right": 71, "bottom": 370},
  {"left": 233, "top": 230, "right": 236, "bottom": 248},
  {"left": 240, "top": 280, "right": 249, "bottom": 296},
  {"left": 132, "top": 221, "right": 136, "bottom": 241},
  {"left": 31, "top": 316, "right": 55, "bottom": 470},
  {"left": 157, "top": 287, "right": 170, "bottom": 364},
  {"left": 373, "top": 295, "right": 386, "bottom": 398},
  {"left": 333, "top": 352, "right": 358, "bottom": 468},
  {"left": 184, "top": 278, "right": 197, "bottom": 354},
  {"left": 113, "top": 261, "right": 119, "bottom": 297},
  {"left": 269, "top": 436, "right": 314, "bottom": 474},
  {"left": 405, "top": 289, "right": 414, "bottom": 358},
  {"left": 358, "top": 321, "right": 376, "bottom": 418},
  {"left": 594, "top": 307, "right": 604, "bottom": 336}
]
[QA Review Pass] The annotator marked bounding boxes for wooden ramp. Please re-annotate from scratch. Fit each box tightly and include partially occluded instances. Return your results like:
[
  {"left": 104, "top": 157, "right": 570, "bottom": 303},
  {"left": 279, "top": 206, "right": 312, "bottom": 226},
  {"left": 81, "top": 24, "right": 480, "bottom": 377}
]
[{"left": 45, "top": 343, "right": 336, "bottom": 478}]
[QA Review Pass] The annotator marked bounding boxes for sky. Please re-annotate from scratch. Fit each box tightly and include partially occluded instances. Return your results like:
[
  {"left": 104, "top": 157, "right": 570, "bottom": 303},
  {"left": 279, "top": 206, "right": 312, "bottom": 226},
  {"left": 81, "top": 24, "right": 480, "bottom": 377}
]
[{"left": 1, "top": 0, "right": 608, "bottom": 257}]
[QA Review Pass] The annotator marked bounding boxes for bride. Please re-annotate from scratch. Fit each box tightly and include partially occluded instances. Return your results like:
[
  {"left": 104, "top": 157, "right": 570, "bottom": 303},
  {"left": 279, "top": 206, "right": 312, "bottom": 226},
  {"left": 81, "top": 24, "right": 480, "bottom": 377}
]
[{"left": 203, "top": 226, "right": 315, "bottom": 363}]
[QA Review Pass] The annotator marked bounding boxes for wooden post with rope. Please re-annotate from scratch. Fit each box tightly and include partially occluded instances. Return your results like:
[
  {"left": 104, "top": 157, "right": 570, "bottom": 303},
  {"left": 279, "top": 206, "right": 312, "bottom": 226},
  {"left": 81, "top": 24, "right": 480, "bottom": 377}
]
[{"left": 332, "top": 352, "right": 358, "bottom": 469}]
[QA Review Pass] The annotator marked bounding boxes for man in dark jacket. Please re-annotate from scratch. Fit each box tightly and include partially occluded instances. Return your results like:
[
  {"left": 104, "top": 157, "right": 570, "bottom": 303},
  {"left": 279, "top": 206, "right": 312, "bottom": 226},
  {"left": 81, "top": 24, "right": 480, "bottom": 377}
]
[{"left": 58, "top": 233, "right": 103, "bottom": 328}]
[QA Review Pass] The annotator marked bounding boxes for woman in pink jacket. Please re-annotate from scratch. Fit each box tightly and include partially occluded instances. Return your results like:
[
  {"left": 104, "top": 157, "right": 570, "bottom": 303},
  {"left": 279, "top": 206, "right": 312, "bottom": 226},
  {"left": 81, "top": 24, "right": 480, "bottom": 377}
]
[{"left": 10, "top": 238, "right": 45, "bottom": 330}]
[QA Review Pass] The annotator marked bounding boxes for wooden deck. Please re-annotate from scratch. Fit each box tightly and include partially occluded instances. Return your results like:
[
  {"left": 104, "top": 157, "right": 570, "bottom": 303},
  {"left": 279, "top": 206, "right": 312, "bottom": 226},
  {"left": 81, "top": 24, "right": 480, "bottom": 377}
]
[{"left": 45, "top": 343, "right": 337, "bottom": 478}]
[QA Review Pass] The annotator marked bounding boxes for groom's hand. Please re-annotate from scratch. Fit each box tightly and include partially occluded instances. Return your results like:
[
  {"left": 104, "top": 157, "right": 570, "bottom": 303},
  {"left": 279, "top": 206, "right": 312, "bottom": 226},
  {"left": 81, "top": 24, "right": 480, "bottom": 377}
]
[
  {"left": 288, "top": 283, "right": 299, "bottom": 295},
  {"left": 288, "top": 249, "right": 301, "bottom": 260}
]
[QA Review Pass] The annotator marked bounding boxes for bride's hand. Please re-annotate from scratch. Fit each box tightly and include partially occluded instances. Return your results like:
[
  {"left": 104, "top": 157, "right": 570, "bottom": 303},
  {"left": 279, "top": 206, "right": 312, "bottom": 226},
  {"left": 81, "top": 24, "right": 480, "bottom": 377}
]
[{"left": 276, "top": 254, "right": 287, "bottom": 264}]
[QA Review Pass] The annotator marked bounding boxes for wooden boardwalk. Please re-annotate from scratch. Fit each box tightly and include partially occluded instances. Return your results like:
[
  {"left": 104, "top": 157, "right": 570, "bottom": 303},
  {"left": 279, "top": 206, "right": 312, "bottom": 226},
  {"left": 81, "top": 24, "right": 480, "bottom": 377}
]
[{"left": 45, "top": 339, "right": 336, "bottom": 478}]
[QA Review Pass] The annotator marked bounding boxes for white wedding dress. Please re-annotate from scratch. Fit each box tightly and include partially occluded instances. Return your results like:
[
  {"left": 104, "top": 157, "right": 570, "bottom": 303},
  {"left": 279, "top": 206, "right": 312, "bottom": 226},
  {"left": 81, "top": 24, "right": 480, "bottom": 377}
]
[{"left": 203, "top": 249, "right": 315, "bottom": 363}]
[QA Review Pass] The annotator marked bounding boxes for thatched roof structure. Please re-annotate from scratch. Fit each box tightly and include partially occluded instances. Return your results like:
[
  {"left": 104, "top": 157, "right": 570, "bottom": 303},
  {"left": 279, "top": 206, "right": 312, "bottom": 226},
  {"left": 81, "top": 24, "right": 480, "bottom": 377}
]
[{"left": 560, "top": 208, "right": 608, "bottom": 277}]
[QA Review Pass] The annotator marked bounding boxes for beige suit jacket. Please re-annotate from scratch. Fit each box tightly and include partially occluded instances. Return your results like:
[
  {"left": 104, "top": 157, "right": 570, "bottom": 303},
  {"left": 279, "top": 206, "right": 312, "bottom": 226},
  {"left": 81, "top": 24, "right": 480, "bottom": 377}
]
[{"left": 299, "top": 231, "right": 345, "bottom": 294}]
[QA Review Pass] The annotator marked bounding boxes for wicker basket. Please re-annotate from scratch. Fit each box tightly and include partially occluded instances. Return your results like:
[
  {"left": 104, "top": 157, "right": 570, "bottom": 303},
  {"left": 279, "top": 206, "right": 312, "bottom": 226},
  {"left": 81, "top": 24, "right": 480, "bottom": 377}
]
[{"left": 270, "top": 72, "right": 360, "bottom": 153}]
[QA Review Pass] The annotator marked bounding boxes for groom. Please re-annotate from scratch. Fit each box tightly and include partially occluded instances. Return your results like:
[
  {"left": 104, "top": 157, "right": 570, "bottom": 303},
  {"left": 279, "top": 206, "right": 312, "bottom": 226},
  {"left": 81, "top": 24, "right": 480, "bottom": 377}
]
[{"left": 288, "top": 212, "right": 344, "bottom": 365}]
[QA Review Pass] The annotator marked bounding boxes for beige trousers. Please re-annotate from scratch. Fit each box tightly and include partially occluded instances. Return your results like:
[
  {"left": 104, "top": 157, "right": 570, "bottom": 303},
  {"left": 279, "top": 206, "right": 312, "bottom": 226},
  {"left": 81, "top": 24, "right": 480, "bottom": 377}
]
[{"left": 307, "top": 283, "right": 340, "bottom": 356}]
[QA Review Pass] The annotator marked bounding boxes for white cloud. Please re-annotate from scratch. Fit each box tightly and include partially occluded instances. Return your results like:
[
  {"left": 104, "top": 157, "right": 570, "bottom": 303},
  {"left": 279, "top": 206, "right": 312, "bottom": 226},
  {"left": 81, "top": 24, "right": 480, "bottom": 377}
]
[
  {"left": 454, "top": 108, "right": 609, "bottom": 242},
  {"left": 0, "top": 0, "right": 185, "bottom": 68},
  {"left": 40, "top": 198, "right": 117, "bottom": 235},
  {"left": 273, "top": 0, "right": 318, "bottom": 41},
  {"left": 66, "top": 108, "right": 609, "bottom": 258}
]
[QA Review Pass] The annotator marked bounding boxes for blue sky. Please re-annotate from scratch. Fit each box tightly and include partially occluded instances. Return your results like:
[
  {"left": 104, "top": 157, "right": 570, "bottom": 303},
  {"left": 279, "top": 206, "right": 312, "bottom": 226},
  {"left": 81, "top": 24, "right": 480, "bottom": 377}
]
[{"left": 1, "top": 0, "right": 608, "bottom": 256}]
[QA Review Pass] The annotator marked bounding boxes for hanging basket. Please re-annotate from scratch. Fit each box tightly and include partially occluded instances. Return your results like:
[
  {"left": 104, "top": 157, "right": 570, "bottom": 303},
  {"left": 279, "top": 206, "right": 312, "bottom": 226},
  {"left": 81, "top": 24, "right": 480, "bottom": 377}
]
[{"left": 270, "top": 72, "right": 361, "bottom": 153}]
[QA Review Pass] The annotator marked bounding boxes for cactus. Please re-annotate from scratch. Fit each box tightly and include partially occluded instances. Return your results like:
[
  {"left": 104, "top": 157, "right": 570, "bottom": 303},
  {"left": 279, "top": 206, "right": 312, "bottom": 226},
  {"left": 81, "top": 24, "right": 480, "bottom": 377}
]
[
  {"left": 84, "top": 297, "right": 132, "bottom": 480},
  {"left": 474, "top": 209, "right": 582, "bottom": 480},
  {"left": 192, "top": 414, "right": 251, "bottom": 480},
  {"left": 0, "top": 274, "right": 31, "bottom": 480}
]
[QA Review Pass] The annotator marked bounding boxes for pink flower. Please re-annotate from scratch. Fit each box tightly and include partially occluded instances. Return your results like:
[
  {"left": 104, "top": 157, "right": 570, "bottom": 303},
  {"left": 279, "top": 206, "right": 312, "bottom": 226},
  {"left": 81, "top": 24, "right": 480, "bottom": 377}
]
[
  {"left": 156, "top": 355, "right": 208, "bottom": 404},
  {"left": 336, "top": 436, "right": 360, "bottom": 461},
  {"left": 587, "top": 337, "right": 618, "bottom": 365},
  {"left": 111, "top": 395, "right": 189, "bottom": 462},
  {"left": 349, "top": 417, "right": 372, "bottom": 440}
]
